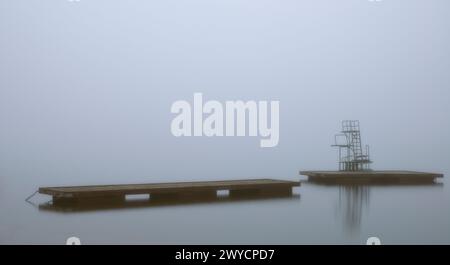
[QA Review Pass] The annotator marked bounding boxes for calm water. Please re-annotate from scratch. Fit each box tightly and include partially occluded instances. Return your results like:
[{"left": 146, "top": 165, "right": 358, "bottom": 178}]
[{"left": 1, "top": 173, "right": 449, "bottom": 245}]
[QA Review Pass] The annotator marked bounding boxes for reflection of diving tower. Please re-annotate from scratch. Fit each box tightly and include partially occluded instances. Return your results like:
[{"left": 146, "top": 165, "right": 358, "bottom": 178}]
[{"left": 332, "top": 120, "right": 372, "bottom": 171}]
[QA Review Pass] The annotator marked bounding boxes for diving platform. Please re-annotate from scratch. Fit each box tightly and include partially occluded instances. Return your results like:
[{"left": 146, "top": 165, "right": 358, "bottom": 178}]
[{"left": 300, "top": 171, "right": 443, "bottom": 184}]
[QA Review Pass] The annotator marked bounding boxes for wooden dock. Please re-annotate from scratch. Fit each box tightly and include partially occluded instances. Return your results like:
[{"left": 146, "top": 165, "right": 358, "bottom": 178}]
[
  {"left": 300, "top": 170, "right": 443, "bottom": 184},
  {"left": 39, "top": 179, "right": 300, "bottom": 205}
]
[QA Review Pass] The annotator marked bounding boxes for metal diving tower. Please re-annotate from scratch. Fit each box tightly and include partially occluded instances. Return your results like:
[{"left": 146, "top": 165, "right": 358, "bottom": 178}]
[{"left": 332, "top": 120, "right": 372, "bottom": 171}]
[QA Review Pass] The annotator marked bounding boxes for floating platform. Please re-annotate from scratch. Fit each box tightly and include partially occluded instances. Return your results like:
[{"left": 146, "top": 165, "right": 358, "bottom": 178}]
[
  {"left": 300, "top": 171, "right": 443, "bottom": 184},
  {"left": 39, "top": 179, "right": 300, "bottom": 205}
]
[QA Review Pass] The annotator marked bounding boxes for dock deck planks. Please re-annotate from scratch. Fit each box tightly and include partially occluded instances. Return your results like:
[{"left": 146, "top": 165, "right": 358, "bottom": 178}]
[
  {"left": 39, "top": 179, "right": 300, "bottom": 204},
  {"left": 300, "top": 170, "right": 443, "bottom": 184}
]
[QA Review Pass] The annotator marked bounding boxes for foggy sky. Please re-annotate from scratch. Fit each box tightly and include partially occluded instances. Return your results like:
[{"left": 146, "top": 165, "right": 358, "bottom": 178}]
[{"left": 1, "top": 0, "right": 450, "bottom": 187}]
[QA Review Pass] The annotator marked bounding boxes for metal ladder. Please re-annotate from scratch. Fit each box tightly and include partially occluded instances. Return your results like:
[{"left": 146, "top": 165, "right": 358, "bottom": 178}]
[{"left": 333, "top": 120, "right": 372, "bottom": 171}]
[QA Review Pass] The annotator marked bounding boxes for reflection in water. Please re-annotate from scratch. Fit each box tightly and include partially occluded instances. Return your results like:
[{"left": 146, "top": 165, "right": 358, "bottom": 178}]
[
  {"left": 338, "top": 185, "right": 370, "bottom": 233},
  {"left": 38, "top": 192, "right": 301, "bottom": 213},
  {"left": 308, "top": 180, "right": 444, "bottom": 234}
]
